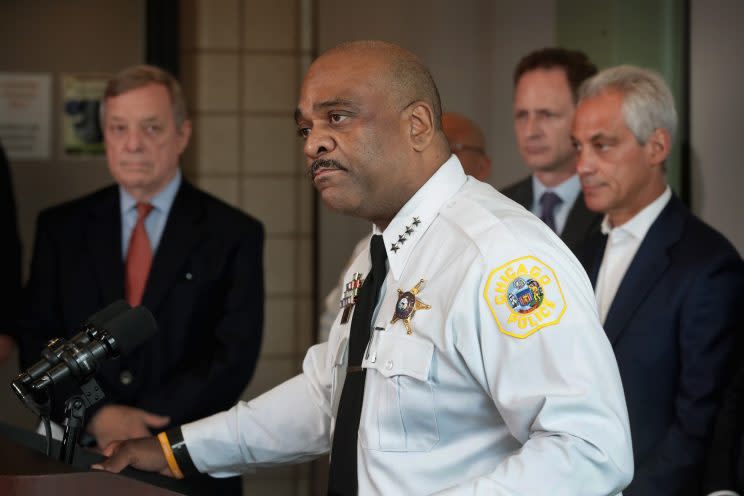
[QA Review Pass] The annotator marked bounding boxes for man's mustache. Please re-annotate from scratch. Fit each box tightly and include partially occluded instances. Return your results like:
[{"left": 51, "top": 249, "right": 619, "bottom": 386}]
[{"left": 308, "top": 159, "right": 346, "bottom": 178}]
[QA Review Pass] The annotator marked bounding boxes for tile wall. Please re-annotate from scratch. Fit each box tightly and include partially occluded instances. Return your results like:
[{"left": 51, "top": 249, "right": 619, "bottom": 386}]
[{"left": 179, "top": 0, "right": 316, "bottom": 494}]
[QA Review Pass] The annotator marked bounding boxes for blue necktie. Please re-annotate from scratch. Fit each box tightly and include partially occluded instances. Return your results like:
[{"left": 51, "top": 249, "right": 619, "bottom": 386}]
[{"left": 539, "top": 191, "right": 563, "bottom": 233}]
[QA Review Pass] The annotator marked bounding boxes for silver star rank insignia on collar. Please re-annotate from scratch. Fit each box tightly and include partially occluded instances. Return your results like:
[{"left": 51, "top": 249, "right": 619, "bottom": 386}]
[
  {"left": 412, "top": 217, "right": 421, "bottom": 226},
  {"left": 391, "top": 279, "right": 431, "bottom": 335},
  {"left": 391, "top": 242, "right": 400, "bottom": 253}
]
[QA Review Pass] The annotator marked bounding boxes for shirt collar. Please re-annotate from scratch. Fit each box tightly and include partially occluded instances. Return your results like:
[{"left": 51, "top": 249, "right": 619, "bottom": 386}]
[
  {"left": 600, "top": 185, "right": 672, "bottom": 238},
  {"left": 376, "top": 155, "right": 467, "bottom": 280},
  {"left": 531, "top": 174, "right": 581, "bottom": 209},
  {"left": 119, "top": 169, "right": 182, "bottom": 216}
]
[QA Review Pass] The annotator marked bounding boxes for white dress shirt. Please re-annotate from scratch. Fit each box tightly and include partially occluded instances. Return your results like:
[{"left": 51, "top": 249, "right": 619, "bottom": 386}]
[
  {"left": 182, "top": 156, "right": 633, "bottom": 495},
  {"left": 594, "top": 186, "right": 672, "bottom": 323},
  {"left": 530, "top": 174, "right": 581, "bottom": 235}
]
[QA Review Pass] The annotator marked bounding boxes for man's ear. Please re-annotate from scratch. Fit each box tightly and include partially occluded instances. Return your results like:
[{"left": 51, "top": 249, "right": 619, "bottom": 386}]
[
  {"left": 176, "top": 119, "right": 192, "bottom": 153},
  {"left": 407, "top": 101, "right": 436, "bottom": 152},
  {"left": 646, "top": 127, "right": 671, "bottom": 167}
]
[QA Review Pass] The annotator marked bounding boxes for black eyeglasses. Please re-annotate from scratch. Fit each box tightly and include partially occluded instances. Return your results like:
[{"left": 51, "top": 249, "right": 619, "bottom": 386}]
[{"left": 450, "top": 143, "right": 486, "bottom": 155}]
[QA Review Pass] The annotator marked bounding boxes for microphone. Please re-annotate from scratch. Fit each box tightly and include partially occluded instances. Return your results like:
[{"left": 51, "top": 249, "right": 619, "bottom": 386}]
[
  {"left": 15, "top": 300, "right": 131, "bottom": 388},
  {"left": 29, "top": 306, "right": 158, "bottom": 393}
]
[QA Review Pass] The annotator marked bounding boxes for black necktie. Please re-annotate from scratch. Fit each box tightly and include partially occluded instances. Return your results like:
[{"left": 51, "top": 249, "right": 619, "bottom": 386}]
[{"left": 327, "top": 235, "right": 388, "bottom": 496}]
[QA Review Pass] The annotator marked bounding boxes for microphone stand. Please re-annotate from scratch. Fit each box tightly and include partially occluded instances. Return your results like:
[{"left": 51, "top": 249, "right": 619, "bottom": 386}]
[
  {"left": 59, "top": 396, "right": 85, "bottom": 464},
  {"left": 58, "top": 378, "right": 105, "bottom": 464}
]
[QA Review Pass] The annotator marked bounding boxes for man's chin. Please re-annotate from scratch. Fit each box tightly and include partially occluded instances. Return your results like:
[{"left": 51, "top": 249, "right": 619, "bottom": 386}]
[{"left": 318, "top": 189, "right": 357, "bottom": 215}]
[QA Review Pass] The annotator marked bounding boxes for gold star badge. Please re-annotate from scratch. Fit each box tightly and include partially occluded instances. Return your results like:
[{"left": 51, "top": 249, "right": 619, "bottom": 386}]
[{"left": 391, "top": 279, "right": 431, "bottom": 335}]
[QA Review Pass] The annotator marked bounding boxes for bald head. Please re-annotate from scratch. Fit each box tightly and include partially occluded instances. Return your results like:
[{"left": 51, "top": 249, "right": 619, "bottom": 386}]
[
  {"left": 296, "top": 40, "right": 451, "bottom": 229},
  {"left": 442, "top": 112, "right": 491, "bottom": 181}
]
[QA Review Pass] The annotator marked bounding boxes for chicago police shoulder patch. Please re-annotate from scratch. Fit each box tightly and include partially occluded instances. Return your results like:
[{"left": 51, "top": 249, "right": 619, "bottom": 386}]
[{"left": 483, "top": 255, "right": 567, "bottom": 338}]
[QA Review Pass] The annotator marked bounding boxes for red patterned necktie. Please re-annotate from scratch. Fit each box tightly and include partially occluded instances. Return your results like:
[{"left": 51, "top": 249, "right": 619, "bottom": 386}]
[{"left": 125, "top": 202, "right": 154, "bottom": 306}]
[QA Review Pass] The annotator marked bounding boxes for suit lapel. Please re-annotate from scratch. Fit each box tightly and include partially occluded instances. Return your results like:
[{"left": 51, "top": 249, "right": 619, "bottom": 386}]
[
  {"left": 561, "top": 194, "right": 602, "bottom": 252},
  {"left": 505, "top": 177, "right": 532, "bottom": 210},
  {"left": 582, "top": 232, "right": 607, "bottom": 287},
  {"left": 87, "top": 186, "right": 125, "bottom": 305},
  {"left": 141, "top": 181, "right": 204, "bottom": 313},
  {"left": 602, "top": 196, "right": 685, "bottom": 345}
]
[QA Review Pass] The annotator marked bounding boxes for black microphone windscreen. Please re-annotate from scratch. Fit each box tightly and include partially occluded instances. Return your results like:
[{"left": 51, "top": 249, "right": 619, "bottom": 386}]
[
  {"left": 87, "top": 299, "right": 132, "bottom": 328},
  {"left": 103, "top": 306, "right": 157, "bottom": 355}
]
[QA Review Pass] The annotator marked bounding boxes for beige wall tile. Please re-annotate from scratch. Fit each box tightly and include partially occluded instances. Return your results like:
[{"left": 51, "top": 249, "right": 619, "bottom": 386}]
[
  {"left": 297, "top": 177, "right": 314, "bottom": 234},
  {"left": 299, "top": 0, "right": 313, "bottom": 53},
  {"left": 241, "top": 177, "right": 296, "bottom": 234},
  {"left": 195, "top": 0, "right": 240, "bottom": 49},
  {"left": 242, "top": 115, "right": 301, "bottom": 174},
  {"left": 296, "top": 236, "right": 313, "bottom": 294},
  {"left": 244, "top": 464, "right": 300, "bottom": 482},
  {"left": 295, "top": 296, "right": 316, "bottom": 351},
  {"left": 194, "top": 115, "right": 240, "bottom": 174},
  {"left": 193, "top": 176, "right": 240, "bottom": 208},
  {"left": 243, "top": 0, "right": 297, "bottom": 51},
  {"left": 240, "top": 357, "right": 299, "bottom": 401},
  {"left": 264, "top": 238, "right": 295, "bottom": 294},
  {"left": 243, "top": 478, "right": 297, "bottom": 496},
  {"left": 243, "top": 54, "right": 298, "bottom": 112},
  {"left": 194, "top": 53, "right": 240, "bottom": 111},
  {"left": 263, "top": 296, "right": 296, "bottom": 354},
  {"left": 295, "top": 478, "right": 312, "bottom": 496}
]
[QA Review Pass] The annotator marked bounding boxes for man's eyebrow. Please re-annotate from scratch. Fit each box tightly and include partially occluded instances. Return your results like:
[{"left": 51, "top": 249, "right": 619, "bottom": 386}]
[
  {"left": 314, "top": 98, "right": 357, "bottom": 111},
  {"left": 295, "top": 99, "right": 359, "bottom": 124},
  {"left": 590, "top": 132, "right": 616, "bottom": 141}
]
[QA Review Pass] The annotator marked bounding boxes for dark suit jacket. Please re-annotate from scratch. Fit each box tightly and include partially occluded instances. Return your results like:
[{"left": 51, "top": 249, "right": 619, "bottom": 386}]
[
  {"left": 703, "top": 358, "right": 744, "bottom": 494},
  {"left": 0, "top": 142, "right": 22, "bottom": 333},
  {"left": 20, "top": 179, "right": 264, "bottom": 430},
  {"left": 502, "top": 175, "right": 601, "bottom": 254},
  {"left": 579, "top": 195, "right": 743, "bottom": 496}
]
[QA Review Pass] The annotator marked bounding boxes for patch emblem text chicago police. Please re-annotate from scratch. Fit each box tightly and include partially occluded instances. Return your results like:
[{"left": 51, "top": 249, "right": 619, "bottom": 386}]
[{"left": 483, "top": 256, "right": 567, "bottom": 338}]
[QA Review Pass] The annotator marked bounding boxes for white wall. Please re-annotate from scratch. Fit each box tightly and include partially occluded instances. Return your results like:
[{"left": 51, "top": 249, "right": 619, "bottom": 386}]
[{"left": 690, "top": 0, "right": 744, "bottom": 255}]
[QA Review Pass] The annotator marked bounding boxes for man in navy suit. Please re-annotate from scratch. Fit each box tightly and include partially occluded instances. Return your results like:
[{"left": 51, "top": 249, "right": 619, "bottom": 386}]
[
  {"left": 0, "top": 141, "right": 22, "bottom": 364},
  {"left": 573, "top": 65, "right": 744, "bottom": 495},
  {"left": 20, "top": 65, "right": 264, "bottom": 495},
  {"left": 502, "top": 47, "right": 602, "bottom": 253}
]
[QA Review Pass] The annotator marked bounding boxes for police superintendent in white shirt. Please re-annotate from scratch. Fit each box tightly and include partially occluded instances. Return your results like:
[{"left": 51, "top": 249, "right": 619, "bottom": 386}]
[{"left": 95, "top": 40, "right": 634, "bottom": 495}]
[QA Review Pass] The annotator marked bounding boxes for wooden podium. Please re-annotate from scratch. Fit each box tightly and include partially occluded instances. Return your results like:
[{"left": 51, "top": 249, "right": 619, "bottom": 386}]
[{"left": 0, "top": 421, "right": 211, "bottom": 495}]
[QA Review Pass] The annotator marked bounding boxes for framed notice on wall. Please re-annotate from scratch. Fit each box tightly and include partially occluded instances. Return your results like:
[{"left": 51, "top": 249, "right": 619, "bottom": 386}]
[
  {"left": 61, "top": 73, "right": 109, "bottom": 157},
  {"left": 0, "top": 72, "right": 52, "bottom": 160}
]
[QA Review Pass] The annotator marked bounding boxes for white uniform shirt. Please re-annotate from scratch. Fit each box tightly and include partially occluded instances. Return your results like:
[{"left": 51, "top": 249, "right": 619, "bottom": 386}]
[
  {"left": 182, "top": 156, "right": 634, "bottom": 495},
  {"left": 594, "top": 186, "right": 672, "bottom": 323}
]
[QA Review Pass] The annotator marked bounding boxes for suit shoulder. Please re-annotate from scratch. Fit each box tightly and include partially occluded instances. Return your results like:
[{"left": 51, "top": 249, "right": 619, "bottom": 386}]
[
  {"left": 189, "top": 184, "right": 264, "bottom": 233},
  {"left": 500, "top": 175, "right": 530, "bottom": 198},
  {"left": 679, "top": 211, "right": 741, "bottom": 261},
  {"left": 36, "top": 185, "right": 117, "bottom": 226}
]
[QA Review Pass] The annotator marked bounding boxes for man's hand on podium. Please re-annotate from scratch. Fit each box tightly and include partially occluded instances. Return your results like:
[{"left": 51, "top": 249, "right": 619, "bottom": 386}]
[
  {"left": 92, "top": 436, "right": 173, "bottom": 476},
  {"left": 87, "top": 404, "right": 170, "bottom": 451}
]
